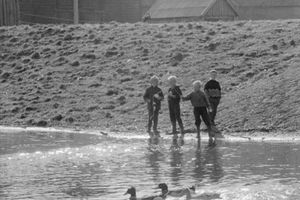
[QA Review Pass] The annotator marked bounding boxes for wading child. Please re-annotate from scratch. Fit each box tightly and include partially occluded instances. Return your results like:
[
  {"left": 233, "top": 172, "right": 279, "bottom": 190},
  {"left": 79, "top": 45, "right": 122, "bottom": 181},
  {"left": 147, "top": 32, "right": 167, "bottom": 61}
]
[
  {"left": 143, "top": 75, "right": 164, "bottom": 136},
  {"left": 167, "top": 76, "right": 184, "bottom": 137},
  {"left": 182, "top": 81, "right": 215, "bottom": 143}
]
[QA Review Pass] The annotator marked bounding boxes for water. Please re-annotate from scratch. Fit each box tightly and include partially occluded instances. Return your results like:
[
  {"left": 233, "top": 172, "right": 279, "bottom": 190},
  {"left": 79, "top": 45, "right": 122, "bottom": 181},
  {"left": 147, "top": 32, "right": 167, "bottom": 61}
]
[{"left": 1, "top": 131, "right": 300, "bottom": 200}]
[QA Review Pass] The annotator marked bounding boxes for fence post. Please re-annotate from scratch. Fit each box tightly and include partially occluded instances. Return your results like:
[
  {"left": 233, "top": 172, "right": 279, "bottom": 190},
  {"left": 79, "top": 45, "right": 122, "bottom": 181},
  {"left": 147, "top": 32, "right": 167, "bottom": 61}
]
[{"left": 73, "top": 0, "right": 79, "bottom": 24}]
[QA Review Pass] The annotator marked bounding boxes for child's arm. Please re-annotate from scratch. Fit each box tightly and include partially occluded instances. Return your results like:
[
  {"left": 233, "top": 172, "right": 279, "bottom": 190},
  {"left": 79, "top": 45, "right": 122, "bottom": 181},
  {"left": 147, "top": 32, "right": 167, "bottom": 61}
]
[
  {"left": 143, "top": 88, "right": 151, "bottom": 103},
  {"left": 204, "top": 94, "right": 212, "bottom": 112},
  {"left": 154, "top": 90, "right": 164, "bottom": 101},
  {"left": 181, "top": 92, "right": 191, "bottom": 101}
]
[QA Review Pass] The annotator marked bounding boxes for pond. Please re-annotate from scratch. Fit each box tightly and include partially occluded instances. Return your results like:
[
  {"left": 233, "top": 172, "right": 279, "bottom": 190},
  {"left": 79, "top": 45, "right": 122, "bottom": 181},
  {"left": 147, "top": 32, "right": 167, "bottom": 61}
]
[{"left": 1, "top": 130, "right": 300, "bottom": 199}]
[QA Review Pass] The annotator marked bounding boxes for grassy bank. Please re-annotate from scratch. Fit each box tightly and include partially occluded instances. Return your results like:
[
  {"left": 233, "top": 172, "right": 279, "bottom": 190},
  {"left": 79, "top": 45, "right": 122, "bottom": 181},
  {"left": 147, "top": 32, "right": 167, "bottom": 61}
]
[{"left": 0, "top": 20, "right": 300, "bottom": 135}]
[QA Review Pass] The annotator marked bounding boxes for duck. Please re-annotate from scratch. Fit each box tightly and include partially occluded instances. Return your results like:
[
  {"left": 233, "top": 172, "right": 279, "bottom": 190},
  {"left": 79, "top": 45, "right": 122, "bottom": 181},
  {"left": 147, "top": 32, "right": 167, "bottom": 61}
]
[
  {"left": 158, "top": 183, "right": 195, "bottom": 199},
  {"left": 125, "top": 187, "right": 164, "bottom": 200}
]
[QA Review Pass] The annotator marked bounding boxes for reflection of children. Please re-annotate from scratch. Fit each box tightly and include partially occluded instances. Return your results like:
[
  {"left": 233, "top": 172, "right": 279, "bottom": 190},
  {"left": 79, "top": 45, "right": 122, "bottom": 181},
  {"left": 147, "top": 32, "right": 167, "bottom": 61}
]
[
  {"left": 182, "top": 81, "right": 215, "bottom": 143},
  {"left": 143, "top": 75, "right": 164, "bottom": 136},
  {"left": 167, "top": 76, "right": 184, "bottom": 137}
]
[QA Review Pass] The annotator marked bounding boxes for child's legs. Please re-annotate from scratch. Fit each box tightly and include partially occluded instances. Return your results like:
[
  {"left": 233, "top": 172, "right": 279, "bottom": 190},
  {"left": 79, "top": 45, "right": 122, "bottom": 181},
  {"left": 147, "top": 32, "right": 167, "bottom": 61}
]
[
  {"left": 153, "top": 107, "right": 160, "bottom": 132},
  {"left": 200, "top": 107, "right": 214, "bottom": 138},
  {"left": 209, "top": 97, "right": 220, "bottom": 124},
  {"left": 168, "top": 103, "right": 177, "bottom": 131},
  {"left": 148, "top": 107, "right": 154, "bottom": 131},
  {"left": 174, "top": 103, "right": 184, "bottom": 130},
  {"left": 193, "top": 107, "right": 202, "bottom": 129}
]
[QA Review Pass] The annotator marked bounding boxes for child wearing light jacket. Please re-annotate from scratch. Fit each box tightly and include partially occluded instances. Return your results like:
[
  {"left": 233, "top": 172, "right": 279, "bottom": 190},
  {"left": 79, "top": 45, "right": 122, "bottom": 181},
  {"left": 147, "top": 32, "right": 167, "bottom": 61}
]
[{"left": 182, "top": 80, "right": 215, "bottom": 143}]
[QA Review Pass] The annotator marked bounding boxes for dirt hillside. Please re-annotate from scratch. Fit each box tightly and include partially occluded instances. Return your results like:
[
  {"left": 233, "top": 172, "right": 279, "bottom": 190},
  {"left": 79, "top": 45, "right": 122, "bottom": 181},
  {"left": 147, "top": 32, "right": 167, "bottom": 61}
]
[{"left": 0, "top": 20, "right": 300, "bottom": 134}]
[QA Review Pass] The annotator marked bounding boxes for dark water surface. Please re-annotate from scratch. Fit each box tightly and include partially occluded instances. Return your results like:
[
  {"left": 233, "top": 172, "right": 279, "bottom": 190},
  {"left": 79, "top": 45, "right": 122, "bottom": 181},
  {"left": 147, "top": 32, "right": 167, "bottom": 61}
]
[{"left": 1, "top": 131, "right": 300, "bottom": 199}]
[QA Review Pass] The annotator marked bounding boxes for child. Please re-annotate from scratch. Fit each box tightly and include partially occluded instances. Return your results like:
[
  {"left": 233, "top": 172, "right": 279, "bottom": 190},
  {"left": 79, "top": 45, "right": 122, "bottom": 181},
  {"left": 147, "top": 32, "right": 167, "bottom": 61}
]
[
  {"left": 182, "top": 80, "right": 215, "bottom": 143},
  {"left": 143, "top": 75, "right": 164, "bottom": 136},
  {"left": 204, "top": 70, "right": 221, "bottom": 126},
  {"left": 167, "top": 76, "right": 184, "bottom": 137}
]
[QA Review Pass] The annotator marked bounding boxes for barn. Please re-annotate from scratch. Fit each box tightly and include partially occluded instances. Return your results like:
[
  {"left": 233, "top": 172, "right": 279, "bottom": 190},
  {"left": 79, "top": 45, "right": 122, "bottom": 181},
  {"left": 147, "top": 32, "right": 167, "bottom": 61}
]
[
  {"left": 229, "top": 0, "right": 300, "bottom": 20},
  {"left": 0, "top": 0, "right": 19, "bottom": 26},
  {"left": 19, "top": 0, "right": 156, "bottom": 24},
  {"left": 145, "top": 0, "right": 238, "bottom": 22},
  {"left": 146, "top": 0, "right": 300, "bottom": 22}
]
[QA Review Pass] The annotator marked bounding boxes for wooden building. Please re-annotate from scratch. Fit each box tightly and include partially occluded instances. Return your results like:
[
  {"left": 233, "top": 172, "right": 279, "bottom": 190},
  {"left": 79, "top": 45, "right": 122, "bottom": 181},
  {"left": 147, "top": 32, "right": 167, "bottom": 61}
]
[
  {"left": 19, "top": 0, "right": 156, "bottom": 24},
  {"left": 229, "top": 0, "right": 300, "bottom": 20},
  {"left": 146, "top": 0, "right": 238, "bottom": 22},
  {"left": 146, "top": 0, "right": 300, "bottom": 22},
  {"left": 0, "top": 0, "right": 19, "bottom": 26}
]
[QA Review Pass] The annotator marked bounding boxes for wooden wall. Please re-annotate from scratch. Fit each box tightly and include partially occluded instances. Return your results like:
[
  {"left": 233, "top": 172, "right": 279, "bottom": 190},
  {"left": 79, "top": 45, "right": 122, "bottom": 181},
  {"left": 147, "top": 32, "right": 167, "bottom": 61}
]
[
  {"left": 19, "top": 0, "right": 74, "bottom": 24},
  {"left": 19, "top": 0, "right": 156, "bottom": 24},
  {"left": 78, "top": 0, "right": 157, "bottom": 23},
  {"left": 0, "top": 0, "right": 19, "bottom": 26},
  {"left": 204, "top": 0, "right": 237, "bottom": 21}
]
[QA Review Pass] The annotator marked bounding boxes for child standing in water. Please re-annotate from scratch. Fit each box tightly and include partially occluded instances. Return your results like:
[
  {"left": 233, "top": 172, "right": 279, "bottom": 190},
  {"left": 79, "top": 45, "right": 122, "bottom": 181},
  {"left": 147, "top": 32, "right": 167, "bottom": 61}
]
[
  {"left": 182, "top": 81, "right": 215, "bottom": 144},
  {"left": 167, "top": 76, "right": 184, "bottom": 137},
  {"left": 143, "top": 75, "right": 164, "bottom": 137}
]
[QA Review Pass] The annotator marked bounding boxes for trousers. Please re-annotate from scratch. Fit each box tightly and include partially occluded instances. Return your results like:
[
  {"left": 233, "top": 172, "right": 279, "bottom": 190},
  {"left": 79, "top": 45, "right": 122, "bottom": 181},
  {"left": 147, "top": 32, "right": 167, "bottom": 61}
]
[{"left": 168, "top": 102, "right": 184, "bottom": 132}]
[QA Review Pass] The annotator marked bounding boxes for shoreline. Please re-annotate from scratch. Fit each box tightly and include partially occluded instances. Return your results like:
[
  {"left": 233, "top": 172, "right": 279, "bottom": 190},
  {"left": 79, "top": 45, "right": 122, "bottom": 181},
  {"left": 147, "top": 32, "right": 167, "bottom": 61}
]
[{"left": 1, "top": 125, "right": 300, "bottom": 143}]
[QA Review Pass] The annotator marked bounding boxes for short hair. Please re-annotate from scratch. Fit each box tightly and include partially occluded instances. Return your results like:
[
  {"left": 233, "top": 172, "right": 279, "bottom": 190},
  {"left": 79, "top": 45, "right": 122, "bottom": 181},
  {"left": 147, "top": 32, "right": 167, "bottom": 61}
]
[
  {"left": 150, "top": 75, "right": 159, "bottom": 83},
  {"left": 167, "top": 75, "right": 177, "bottom": 82},
  {"left": 210, "top": 69, "right": 217, "bottom": 74},
  {"left": 193, "top": 80, "right": 202, "bottom": 88}
]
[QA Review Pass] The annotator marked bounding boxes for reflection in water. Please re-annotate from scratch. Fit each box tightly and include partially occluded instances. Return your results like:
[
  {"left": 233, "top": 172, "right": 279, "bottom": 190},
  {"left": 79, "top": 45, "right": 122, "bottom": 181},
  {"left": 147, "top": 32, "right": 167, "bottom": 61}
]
[
  {"left": 170, "top": 136, "right": 183, "bottom": 184},
  {"left": 202, "top": 143, "right": 224, "bottom": 183},
  {"left": 1, "top": 131, "right": 300, "bottom": 199},
  {"left": 147, "top": 137, "right": 164, "bottom": 183},
  {"left": 194, "top": 140, "right": 205, "bottom": 181},
  {"left": 193, "top": 139, "right": 224, "bottom": 183}
]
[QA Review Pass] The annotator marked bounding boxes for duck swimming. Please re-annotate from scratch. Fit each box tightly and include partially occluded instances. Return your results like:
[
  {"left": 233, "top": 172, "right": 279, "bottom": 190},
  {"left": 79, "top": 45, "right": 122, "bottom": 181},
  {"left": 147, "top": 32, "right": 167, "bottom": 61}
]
[
  {"left": 158, "top": 183, "right": 195, "bottom": 200},
  {"left": 125, "top": 187, "right": 164, "bottom": 200}
]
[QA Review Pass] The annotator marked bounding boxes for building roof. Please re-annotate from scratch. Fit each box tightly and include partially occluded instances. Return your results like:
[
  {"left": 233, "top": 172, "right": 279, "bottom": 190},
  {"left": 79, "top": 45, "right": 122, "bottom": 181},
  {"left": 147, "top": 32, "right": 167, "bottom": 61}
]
[
  {"left": 229, "top": 0, "right": 300, "bottom": 20},
  {"left": 148, "top": 0, "right": 215, "bottom": 19},
  {"left": 147, "top": 0, "right": 300, "bottom": 21},
  {"left": 229, "top": 0, "right": 300, "bottom": 7}
]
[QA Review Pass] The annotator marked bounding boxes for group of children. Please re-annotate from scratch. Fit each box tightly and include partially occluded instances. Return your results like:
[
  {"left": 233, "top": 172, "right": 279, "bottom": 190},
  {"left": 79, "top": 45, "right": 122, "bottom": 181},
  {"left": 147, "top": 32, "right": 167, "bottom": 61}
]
[{"left": 143, "top": 70, "right": 221, "bottom": 144}]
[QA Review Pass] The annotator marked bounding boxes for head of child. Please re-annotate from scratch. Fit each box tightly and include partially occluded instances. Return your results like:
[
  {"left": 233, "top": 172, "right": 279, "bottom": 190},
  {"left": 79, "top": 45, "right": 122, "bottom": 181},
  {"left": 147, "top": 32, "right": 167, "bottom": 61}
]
[
  {"left": 193, "top": 80, "right": 202, "bottom": 92},
  {"left": 210, "top": 70, "right": 217, "bottom": 80},
  {"left": 168, "top": 76, "right": 177, "bottom": 88},
  {"left": 150, "top": 75, "right": 159, "bottom": 87}
]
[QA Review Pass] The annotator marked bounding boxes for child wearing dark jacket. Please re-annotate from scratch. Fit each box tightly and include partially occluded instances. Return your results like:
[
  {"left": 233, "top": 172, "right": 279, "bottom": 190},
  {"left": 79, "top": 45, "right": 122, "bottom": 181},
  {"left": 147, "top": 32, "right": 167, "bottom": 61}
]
[
  {"left": 182, "top": 80, "right": 215, "bottom": 143},
  {"left": 143, "top": 75, "right": 164, "bottom": 136},
  {"left": 167, "top": 76, "right": 184, "bottom": 137},
  {"left": 204, "top": 70, "right": 221, "bottom": 126}
]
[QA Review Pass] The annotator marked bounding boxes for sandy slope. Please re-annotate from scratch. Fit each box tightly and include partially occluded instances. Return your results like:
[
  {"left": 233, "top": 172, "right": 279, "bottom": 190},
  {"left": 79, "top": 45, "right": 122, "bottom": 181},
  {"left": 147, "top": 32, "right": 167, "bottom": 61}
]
[{"left": 0, "top": 20, "right": 299, "bottom": 135}]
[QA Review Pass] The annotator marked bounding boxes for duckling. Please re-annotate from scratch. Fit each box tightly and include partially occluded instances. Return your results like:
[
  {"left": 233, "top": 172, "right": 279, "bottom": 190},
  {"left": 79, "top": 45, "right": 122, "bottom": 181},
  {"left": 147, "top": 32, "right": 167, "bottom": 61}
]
[
  {"left": 125, "top": 187, "right": 163, "bottom": 200},
  {"left": 158, "top": 183, "right": 195, "bottom": 200}
]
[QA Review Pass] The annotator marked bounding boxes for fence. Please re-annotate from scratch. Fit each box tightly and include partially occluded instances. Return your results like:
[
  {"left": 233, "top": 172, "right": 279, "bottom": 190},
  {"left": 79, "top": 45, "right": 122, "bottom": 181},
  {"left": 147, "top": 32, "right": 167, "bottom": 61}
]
[{"left": 0, "top": 0, "right": 19, "bottom": 26}]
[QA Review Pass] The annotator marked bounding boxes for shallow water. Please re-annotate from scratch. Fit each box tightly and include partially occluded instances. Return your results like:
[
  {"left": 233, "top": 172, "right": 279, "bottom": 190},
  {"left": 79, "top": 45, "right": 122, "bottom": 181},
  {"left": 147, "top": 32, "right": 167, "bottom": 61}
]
[{"left": 1, "top": 131, "right": 300, "bottom": 200}]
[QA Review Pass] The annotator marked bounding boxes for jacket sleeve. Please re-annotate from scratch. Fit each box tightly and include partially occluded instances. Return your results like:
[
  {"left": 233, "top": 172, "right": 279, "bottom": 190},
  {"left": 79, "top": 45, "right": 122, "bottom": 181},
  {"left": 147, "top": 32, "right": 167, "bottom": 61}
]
[
  {"left": 158, "top": 89, "right": 164, "bottom": 100},
  {"left": 217, "top": 82, "right": 221, "bottom": 91},
  {"left": 182, "top": 92, "right": 192, "bottom": 101},
  {"left": 143, "top": 88, "right": 150, "bottom": 101},
  {"left": 176, "top": 87, "right": 182, "bottom": 97},
  {"left": 204, "top": 94, "right": 211, "bottom": 108}
]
